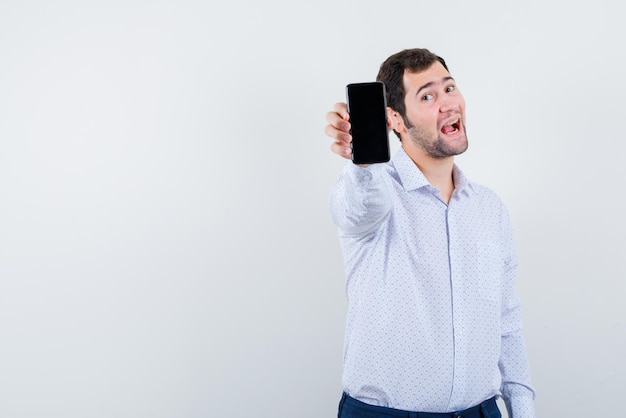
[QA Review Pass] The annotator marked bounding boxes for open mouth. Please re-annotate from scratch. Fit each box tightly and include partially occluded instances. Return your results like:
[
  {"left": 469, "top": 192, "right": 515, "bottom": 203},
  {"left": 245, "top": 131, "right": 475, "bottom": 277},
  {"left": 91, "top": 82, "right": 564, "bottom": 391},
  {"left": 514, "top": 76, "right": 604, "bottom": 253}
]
[{"left": 441, "top": 119, "right": 461, "bottom": 135}]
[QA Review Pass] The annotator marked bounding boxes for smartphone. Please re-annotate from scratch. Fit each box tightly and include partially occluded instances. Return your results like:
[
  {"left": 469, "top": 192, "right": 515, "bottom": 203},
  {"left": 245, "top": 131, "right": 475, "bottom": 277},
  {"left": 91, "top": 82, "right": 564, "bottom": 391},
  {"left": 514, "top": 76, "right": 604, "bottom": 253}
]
[{"left": 346, "top": 82, "right": 390, "bottom": 165}]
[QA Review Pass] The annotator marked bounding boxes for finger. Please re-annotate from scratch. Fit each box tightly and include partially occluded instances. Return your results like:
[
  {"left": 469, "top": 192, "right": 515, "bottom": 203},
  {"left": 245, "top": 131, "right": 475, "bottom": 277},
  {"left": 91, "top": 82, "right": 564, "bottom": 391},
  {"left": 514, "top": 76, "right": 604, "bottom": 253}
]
[
  {"left": 325, "top": 110, "right": 351, "bottom": 134},
  {"left": 331, "top": 140, "right": 352, "bottom": 159},
  {"left": 332, "top": 102, "right": 349, "bottom": 121},
  {"left": 325, "top": 123, "right": 352, "bottom": 143}
]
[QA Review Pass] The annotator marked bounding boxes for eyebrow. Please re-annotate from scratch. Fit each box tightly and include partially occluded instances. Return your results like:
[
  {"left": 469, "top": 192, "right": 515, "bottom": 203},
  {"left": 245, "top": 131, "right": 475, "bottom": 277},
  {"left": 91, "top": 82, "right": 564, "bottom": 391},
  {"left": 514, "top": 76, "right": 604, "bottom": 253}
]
[{"left": 415, "top": 76, "right": 455, "bottom": 97}]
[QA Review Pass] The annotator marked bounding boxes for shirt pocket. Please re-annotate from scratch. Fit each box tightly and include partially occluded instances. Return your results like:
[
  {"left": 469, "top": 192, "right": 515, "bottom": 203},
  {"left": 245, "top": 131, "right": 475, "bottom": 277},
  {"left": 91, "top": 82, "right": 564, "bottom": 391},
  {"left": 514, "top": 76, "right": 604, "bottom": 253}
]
[{"left": 475, "top": 241, "right": 502, "bottom": 302}]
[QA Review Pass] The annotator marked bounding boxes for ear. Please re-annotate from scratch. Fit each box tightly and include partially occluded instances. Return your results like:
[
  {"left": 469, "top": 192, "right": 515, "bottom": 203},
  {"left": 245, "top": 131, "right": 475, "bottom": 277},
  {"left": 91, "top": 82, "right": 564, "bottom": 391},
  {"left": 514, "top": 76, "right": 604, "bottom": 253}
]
[{"left": 386, "top": 107, "right": 405, "bottom": 134}]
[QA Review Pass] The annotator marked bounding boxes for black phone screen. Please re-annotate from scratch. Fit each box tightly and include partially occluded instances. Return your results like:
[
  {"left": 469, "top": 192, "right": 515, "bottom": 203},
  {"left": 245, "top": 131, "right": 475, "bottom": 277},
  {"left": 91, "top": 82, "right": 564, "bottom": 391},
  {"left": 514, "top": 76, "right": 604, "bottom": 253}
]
[{"left": 346, "top": 82, "right": 390, "bottom": 165}]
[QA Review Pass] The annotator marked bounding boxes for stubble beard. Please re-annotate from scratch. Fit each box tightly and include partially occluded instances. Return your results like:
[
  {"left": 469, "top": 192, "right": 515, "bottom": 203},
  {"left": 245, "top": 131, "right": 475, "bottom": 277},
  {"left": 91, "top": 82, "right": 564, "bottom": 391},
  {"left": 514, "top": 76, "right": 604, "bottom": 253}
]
[{"left": 406, "top": 122, "right": 469, "bottom": 159}]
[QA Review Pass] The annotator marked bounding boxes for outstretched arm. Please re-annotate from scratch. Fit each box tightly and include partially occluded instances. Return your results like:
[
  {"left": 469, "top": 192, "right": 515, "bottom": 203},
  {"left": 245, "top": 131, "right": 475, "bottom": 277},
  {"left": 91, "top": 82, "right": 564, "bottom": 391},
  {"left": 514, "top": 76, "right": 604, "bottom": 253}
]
[{"left": 325, "top": 102, "right": 391, "bottom": 235}]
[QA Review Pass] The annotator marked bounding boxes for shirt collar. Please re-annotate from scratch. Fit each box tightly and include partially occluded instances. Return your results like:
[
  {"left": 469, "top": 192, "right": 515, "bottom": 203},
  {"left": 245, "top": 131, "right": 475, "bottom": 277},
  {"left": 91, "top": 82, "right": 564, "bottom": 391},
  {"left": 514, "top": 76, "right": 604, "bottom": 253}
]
[
  {"left": 392, "top": 147, "right": 473, "bottom": 194},
  {"left": 392, "top": 148, "right": 430, "bottom": 191},
  {"left": 452, "top": 164, "right": 471, "bottom": 194}
]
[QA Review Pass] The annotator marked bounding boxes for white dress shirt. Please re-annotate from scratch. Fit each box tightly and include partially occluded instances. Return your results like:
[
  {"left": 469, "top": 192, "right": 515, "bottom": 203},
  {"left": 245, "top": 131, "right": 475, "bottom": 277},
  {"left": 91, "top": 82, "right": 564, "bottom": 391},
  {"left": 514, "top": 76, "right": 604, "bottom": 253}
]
[{"left": 330, "top": 148, "right": 535, "bottom": 417}]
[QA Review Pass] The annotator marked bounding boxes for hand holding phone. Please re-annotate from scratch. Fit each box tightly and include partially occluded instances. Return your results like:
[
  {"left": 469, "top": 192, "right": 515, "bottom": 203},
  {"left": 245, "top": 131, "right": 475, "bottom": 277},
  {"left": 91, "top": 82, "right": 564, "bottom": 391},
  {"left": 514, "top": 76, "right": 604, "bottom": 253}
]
[{"left": 346, "top": 82, "right": 390, "bottom": 165}]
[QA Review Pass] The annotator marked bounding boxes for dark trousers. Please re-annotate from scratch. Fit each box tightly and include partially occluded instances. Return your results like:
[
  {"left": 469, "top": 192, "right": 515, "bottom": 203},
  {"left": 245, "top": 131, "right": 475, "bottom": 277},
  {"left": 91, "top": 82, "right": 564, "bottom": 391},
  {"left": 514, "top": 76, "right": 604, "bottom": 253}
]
[{"left": 337, "top": 393, "right": 501, "bottom": 418}]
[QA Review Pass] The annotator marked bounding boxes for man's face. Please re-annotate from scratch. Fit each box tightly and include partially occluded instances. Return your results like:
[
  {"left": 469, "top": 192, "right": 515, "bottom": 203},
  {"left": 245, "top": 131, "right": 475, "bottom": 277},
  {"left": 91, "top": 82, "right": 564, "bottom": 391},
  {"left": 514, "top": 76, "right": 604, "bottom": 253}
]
[{"left": 400, "top": 61, "right": 468, "bottom": 158}]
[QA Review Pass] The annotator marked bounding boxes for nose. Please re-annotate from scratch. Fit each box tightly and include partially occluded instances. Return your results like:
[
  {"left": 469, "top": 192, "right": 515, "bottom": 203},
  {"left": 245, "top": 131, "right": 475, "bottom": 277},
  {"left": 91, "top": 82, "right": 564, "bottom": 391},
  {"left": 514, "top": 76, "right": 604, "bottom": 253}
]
[
  {"left": 439, "top": 95, "right": 459, "bottom": 113},
  {"left": 439, "top": 96, "right": 459, "bottom": 113}
]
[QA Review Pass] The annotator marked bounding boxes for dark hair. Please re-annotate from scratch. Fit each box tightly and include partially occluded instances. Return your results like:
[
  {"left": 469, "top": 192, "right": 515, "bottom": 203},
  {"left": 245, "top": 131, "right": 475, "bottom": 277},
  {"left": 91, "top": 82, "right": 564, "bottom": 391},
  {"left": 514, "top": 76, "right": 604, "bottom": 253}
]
[{"left": 376, "top": 48, "right": 449, "bottom": 139}]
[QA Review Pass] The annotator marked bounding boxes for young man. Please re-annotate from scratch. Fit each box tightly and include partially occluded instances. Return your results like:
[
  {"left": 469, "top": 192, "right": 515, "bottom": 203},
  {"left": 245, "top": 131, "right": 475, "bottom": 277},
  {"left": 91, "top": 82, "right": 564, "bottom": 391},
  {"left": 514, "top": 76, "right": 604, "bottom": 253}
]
[{"left": 325, "top": 48, "right": 535, "bottom": 418}]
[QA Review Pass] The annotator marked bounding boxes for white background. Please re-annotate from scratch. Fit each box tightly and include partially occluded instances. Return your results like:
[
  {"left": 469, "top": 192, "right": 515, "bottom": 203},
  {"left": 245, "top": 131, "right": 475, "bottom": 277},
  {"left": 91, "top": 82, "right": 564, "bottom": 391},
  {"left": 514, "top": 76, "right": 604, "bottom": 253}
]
[{"left": 1, "top": 1, "right": 624, "bottom": 417}]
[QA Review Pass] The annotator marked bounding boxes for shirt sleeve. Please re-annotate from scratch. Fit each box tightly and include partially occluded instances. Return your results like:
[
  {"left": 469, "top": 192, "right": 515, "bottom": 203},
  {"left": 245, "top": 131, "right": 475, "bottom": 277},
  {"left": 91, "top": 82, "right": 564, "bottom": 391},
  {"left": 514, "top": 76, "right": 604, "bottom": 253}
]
[
  {"left": 329, "top": 162, "right": 392, "bottom": 235},
  {"left": 498, "top": 206, "right": 536, "bottom": 418}
]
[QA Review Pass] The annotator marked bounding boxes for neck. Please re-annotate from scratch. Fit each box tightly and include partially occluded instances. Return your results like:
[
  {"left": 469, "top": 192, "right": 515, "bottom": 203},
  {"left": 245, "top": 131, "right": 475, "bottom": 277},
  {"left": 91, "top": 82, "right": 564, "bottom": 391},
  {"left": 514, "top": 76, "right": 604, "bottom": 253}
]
[{"left": 403, "top": 145, "right": 455, "bottom": 203}]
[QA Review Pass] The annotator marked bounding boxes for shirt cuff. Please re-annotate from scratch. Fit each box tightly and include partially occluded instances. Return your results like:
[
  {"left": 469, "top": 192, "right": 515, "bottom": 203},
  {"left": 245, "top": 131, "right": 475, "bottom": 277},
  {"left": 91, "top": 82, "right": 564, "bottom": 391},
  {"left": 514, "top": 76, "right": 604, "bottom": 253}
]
[{"left": 345, "top": 160, "right": 385, "bottom": 183}]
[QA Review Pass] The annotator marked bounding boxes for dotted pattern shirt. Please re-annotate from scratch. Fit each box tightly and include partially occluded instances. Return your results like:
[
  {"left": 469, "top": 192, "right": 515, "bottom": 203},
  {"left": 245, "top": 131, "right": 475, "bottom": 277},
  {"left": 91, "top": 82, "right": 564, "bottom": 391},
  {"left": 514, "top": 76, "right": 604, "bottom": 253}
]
[{"left": 330, "top": 148, "right": 536, "bottom": 417}]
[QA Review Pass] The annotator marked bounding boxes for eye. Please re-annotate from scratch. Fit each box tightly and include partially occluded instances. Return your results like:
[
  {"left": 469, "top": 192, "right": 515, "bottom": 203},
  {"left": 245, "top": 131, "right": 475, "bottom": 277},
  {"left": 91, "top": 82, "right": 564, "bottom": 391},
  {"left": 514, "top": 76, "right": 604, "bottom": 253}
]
[
  {"left": 446, "top": 85, "right": 456, "bottom": 93},
  {"left": 422, "top": 93, "right": 433, "bottom": 101}
]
